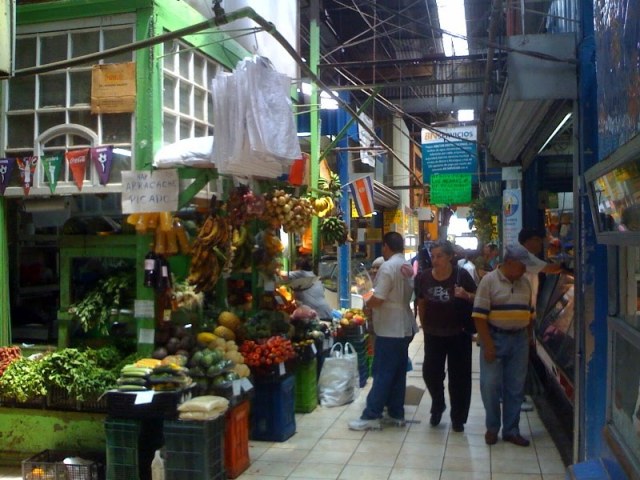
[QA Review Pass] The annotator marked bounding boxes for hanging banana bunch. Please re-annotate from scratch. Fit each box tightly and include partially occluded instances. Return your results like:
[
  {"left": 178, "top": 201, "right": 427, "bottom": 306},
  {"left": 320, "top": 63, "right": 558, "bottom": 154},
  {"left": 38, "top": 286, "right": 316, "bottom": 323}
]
[
  {"left": 187, "top": 199, "right": 232, "bottom": 293},
  {"left": 313, "top": 196, "right": 335, "bottom": 218},
  {"left": 320, "top": 216, "right": 350, "bottom": 246}
]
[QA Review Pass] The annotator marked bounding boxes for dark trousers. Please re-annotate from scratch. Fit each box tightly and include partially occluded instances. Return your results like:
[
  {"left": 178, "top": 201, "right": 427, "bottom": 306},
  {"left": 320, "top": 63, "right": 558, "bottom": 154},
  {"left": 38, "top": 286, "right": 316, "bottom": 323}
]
[{"left": 422, "top": 332, "right": 472, "bottom": 425}]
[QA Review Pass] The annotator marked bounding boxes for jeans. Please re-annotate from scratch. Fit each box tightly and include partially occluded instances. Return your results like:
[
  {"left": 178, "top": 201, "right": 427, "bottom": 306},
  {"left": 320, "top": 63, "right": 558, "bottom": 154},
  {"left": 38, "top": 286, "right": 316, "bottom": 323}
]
[
  {"left": 479, "top": 329, "right": 529, "bottom": 437},
  {"left": 422, "top": 332, "right": 472, "bottom": 425},
  {"left": 362, "top": 335, "right": 412, "bottom": 420}
]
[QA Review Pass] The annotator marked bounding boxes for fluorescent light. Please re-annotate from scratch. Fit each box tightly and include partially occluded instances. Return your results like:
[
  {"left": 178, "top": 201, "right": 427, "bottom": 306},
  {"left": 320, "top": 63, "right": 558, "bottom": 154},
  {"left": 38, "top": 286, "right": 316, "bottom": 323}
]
[
  {"left": 436, "top": 0, "right": 469, "bottom": 56},
  {"left": 113, "top": 148, "right": 132, "bottom": 157},
  {"left": 537, "top": 112, "right": 572, "bottom": 154}
]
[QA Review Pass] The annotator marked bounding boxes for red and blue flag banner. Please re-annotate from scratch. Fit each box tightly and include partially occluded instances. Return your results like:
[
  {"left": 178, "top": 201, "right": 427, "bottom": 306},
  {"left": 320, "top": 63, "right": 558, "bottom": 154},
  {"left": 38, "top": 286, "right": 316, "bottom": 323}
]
[
  {"left": 17, "top": 156, "right": 38, "bottom": 196},
  {"left": 349, "top": 175, "right": 374, "bottom": 217},
  {"left": 0, "top": 158, "right": 16, "bottom": 195}
]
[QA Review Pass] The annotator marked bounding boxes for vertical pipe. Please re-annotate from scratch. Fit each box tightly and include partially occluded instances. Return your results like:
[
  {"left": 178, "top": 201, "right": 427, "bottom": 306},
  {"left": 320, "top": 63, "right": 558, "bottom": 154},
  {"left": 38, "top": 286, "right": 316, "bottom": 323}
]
[
  {"left": 337, "top": 92, "right": 351, "bottom": 308},
  {"left": 575, "top": 0, "right": 606, "bottom": 462},
  {"left": 309, "top": 0, "right": 321, "bottom": 264},
  {"left": 0, "top": 198, "right": 10, "bottom": 346}
]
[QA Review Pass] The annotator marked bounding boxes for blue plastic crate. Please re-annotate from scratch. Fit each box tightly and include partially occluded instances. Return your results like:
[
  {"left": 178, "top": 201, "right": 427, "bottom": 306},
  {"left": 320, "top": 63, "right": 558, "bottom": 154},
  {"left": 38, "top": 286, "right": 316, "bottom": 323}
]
[
  {"left": 164, "top": 416, "right": 225, "bottom": 480},
  {"left": 251, "top": 374, "right": 296, "bottom": 442}
]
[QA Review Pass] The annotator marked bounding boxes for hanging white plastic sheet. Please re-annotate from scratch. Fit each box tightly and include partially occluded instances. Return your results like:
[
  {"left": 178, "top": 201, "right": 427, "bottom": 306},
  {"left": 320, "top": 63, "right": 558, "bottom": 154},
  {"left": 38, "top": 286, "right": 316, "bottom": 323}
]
[{"left": 210, "top": 56, "right": 301, "bottom": 178}]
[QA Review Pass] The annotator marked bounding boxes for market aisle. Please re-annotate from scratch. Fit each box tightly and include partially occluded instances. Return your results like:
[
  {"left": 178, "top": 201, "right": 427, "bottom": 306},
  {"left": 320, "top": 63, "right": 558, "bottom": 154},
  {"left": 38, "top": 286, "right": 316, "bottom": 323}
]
[
  {"left": 0, "top": 334, "right": 568, "bottom": 480},
  {"left": 236, "top": 333, "right": 568, "bottom": 480}
]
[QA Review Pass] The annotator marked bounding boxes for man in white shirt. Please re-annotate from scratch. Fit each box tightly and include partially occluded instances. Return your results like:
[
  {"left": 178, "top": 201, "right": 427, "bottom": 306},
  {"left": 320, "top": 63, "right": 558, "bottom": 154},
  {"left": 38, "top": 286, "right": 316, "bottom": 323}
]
[{"left": 349, "top": 232, "right": 417, "bottom": 430}]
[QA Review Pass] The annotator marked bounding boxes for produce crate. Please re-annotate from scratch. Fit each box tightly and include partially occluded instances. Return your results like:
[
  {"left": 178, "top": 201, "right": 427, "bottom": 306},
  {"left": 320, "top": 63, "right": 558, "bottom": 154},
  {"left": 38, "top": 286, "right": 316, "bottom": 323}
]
[
  {"left": 163, "top": 416, "right": 225, "bottom": 480},
  {"left": 105, "top": 418, "right": 140, "bottom": 480},
  {"left": 105, "top": 418, "right": 163, "bottom": 480},
  {"left": 294, "top": 358, "right": 317, "bottom": 413},
  {"left": 250, "top": 374, "right": 296, "bottom": 442},
  {"left": 22, "top": 449, "right": 104, "bottom": 480},
  {"left": 0, "top": 395, "right": 46, "bottom": 409},
  {"left": 224, "top": 400, "right": 250, "bottom": 479},
  {"left": 105, "top": 385, "right": 193, "bottom": 419}
]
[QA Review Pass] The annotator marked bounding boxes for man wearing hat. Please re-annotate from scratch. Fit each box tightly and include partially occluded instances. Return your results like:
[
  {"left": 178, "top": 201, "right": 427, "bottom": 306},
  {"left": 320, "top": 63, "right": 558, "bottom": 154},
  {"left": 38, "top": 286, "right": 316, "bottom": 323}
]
[{"left": 472, "top": 244, "right": 537, "bottom": 447}]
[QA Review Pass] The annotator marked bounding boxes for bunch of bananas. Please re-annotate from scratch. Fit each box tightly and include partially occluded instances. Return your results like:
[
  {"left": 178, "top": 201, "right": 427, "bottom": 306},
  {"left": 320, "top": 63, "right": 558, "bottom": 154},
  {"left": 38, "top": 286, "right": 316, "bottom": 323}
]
[
  {"left": 321, "top": 216, "right": 350, "bottom": 245},
  {"left": 318, "top": 172, "right": 342, "bottom": 198},
  {"left": 230, "top": 225, "right": 253, "bottom": 271},
  {"left": 313, "top": 196, "right": 335, "bottom": 218},
  {"left": 188, "top": 213, "right": 232, "bottom": 293}
]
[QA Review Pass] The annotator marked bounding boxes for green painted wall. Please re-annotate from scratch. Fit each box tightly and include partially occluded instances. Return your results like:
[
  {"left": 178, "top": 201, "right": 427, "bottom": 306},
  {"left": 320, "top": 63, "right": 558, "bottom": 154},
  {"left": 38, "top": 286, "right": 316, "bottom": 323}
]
[{"left": 0, "top": 408, "right": 106, "bottom": 465}]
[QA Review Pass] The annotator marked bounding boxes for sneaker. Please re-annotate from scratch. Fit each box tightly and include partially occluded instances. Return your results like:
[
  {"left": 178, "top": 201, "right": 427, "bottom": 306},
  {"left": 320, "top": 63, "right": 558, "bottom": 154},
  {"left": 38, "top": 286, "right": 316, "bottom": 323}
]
[
  {"left": 348, "top": 418, "right": 382, "bottom": 431},
  {"left": 381, "top": 415, "right": 406, "bottom": 427},
  {"left": 521, "top": 398, "right": 534, "bottom": 412}
]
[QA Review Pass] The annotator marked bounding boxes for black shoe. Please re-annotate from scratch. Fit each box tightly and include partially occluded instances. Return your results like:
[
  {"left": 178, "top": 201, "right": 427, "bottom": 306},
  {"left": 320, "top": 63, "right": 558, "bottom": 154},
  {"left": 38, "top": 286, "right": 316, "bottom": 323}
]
[
  {"left": 430, "top": 409, "right": 444, "bottom": 426},
  {"left": 452, "top": 422, "right": 464, "bottom": 432}
]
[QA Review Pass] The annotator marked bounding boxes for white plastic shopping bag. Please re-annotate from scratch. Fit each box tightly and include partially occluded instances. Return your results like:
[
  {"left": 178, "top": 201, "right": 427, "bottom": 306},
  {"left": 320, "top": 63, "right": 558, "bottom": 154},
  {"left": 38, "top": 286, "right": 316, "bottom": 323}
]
[{"left": 318, "top": 342, "right": 359, "bottom": 407}]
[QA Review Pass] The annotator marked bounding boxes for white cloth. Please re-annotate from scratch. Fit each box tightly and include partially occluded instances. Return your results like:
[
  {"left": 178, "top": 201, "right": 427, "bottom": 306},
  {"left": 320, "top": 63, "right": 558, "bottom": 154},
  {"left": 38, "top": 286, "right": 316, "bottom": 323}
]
[
  {"left": 458, "top": 258, "right": 480, "bottom": 285},
  {"left": 371, "top": 253, "right": 417, "bottom": 337}
]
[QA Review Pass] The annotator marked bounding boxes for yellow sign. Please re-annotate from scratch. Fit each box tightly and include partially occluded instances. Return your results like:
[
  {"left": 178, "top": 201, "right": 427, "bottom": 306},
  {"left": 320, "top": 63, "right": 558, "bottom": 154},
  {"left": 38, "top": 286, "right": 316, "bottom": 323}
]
[{"left": 383, "top": 209, "right": 404, "bottom": 232}]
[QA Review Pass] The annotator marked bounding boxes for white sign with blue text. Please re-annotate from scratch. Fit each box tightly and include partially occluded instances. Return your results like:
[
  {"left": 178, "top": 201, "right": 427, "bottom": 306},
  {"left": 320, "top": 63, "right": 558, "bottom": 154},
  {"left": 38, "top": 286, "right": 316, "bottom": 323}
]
[{"left": 421, "top": 126, "right": 477, "bottom": 181}]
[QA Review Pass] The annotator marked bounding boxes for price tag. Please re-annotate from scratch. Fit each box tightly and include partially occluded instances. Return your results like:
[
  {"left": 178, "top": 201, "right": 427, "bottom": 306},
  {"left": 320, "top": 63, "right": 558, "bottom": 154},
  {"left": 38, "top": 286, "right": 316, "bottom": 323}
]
[
  {"left": 138, "top": 328, "right": 155, "bottom": 344},
  {"left": 134, "top": 300, "right": 155, "bottom": 318},
  {"left": 311, "top": 343, "right": 318, "bottom": 355},
  {"left": 241, "top": 378, "right": 253, "bottom": 392},
  {"left": 232, "top": 380, "right": 242, "bottom": 396},
  {"left": 134, "top": 390, "right": 154, "bottom": 405},
  {"left": 278, "top": 362, "right": 286, "bottom": 376},
  {"left": 162, "top": 309, "right": 172, "bottom": 322}
]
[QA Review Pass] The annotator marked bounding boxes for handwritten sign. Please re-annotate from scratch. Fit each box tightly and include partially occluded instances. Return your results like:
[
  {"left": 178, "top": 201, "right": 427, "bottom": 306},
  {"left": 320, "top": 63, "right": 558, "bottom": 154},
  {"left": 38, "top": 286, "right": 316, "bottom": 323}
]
[
  {"left": 430, "top": 173, "right": 472, "bottom": 205},
  {"left": 121, "top": 169, "right": 179, "bottom": 213}
]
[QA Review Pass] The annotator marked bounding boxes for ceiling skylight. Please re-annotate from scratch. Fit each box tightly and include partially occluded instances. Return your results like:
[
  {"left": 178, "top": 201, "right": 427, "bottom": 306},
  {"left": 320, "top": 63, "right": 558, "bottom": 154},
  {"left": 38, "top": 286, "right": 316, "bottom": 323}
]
[{"left": 436, "top": 0, "right": 469, "bottom": 56}]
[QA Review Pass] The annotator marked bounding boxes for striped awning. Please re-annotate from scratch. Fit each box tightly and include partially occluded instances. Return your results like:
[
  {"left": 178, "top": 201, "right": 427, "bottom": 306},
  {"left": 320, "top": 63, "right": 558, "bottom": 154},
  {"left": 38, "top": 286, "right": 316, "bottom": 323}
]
[{"left": 373, "top": 180, "right": 400, "bottom": 208}]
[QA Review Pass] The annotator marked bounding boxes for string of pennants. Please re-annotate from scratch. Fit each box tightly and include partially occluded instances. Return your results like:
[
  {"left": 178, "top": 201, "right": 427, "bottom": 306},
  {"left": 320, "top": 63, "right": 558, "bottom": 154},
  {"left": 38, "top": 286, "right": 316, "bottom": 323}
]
[{"left": 0, "top": 146, "right": 114, "bottom": 196}]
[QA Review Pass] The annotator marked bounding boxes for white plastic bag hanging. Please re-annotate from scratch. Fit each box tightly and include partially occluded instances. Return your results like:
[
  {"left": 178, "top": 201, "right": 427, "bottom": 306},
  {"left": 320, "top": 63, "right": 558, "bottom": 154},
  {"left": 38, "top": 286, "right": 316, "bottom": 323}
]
[{"left": 318, "top": 342, "right": 359, "bottom": 407}]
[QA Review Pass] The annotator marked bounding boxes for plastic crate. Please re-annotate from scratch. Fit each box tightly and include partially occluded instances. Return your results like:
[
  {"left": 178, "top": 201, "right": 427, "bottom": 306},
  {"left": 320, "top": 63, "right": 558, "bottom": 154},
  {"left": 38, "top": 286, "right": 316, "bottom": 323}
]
[
  {"left": 105, "top": 385, "right": 193, "bottom": 419},
  {"left": 163, "top": 416, "right": 225, "bottom": 480},
  {"left": 105, "top": 418, "right": 164, "bottom": 480},
  {"left": 294, "top": 358, "right": 317, "bottom": 413},
  {"left": 22, "top": 449, "right": 104, "bottom": 480},
  {"left": 250, "top": 374, "right": 296, "bottom": 442},
  {"left": 105, "top": 418, "right": 140, "bottom": 480},
  {"left": 224, "top": 400, "right": 250, "bottom": 479}
]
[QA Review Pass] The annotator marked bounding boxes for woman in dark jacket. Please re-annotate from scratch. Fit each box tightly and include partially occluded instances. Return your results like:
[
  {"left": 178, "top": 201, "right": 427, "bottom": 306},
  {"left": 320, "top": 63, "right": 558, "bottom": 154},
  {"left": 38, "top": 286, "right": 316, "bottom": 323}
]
[{"left": 416, "top": 240, "right": 477, "bottom": 433}]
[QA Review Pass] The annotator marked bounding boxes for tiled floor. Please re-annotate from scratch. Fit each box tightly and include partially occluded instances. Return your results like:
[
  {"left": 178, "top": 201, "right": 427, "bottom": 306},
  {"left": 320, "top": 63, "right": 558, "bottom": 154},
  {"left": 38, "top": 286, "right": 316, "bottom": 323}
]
[{"left": 0, "top": 333, "right": 568, "bottom": 480}]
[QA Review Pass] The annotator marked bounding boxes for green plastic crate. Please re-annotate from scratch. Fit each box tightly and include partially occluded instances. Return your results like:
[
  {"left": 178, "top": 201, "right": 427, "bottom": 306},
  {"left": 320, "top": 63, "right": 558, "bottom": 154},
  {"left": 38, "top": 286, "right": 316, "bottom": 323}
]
[
  {"left": 295, "top": 358, "right": 318, "bottom": 413},
  {"left": 164, "top": 416, "right": 225, "bottom": 480},
  {"left": 105, "top": 418, "right": 140, "bottom": 480}
]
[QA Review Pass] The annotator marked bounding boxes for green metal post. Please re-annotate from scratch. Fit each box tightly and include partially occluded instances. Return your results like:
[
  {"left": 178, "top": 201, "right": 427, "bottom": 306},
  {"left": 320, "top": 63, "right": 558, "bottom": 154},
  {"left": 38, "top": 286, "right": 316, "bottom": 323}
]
[
  {"left": 309, "top": 0, "right": 321, "bottom": 263},
  {"left": 0, "top": 199, "right": 10, "bottom": 346}
]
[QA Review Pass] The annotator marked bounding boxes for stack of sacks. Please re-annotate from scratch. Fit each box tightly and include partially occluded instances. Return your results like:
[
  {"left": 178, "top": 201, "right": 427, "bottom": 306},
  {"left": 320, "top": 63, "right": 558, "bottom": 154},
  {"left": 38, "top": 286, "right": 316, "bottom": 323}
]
[{"left": 177, "top": 396, "right": 229, "bottom": 421}]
